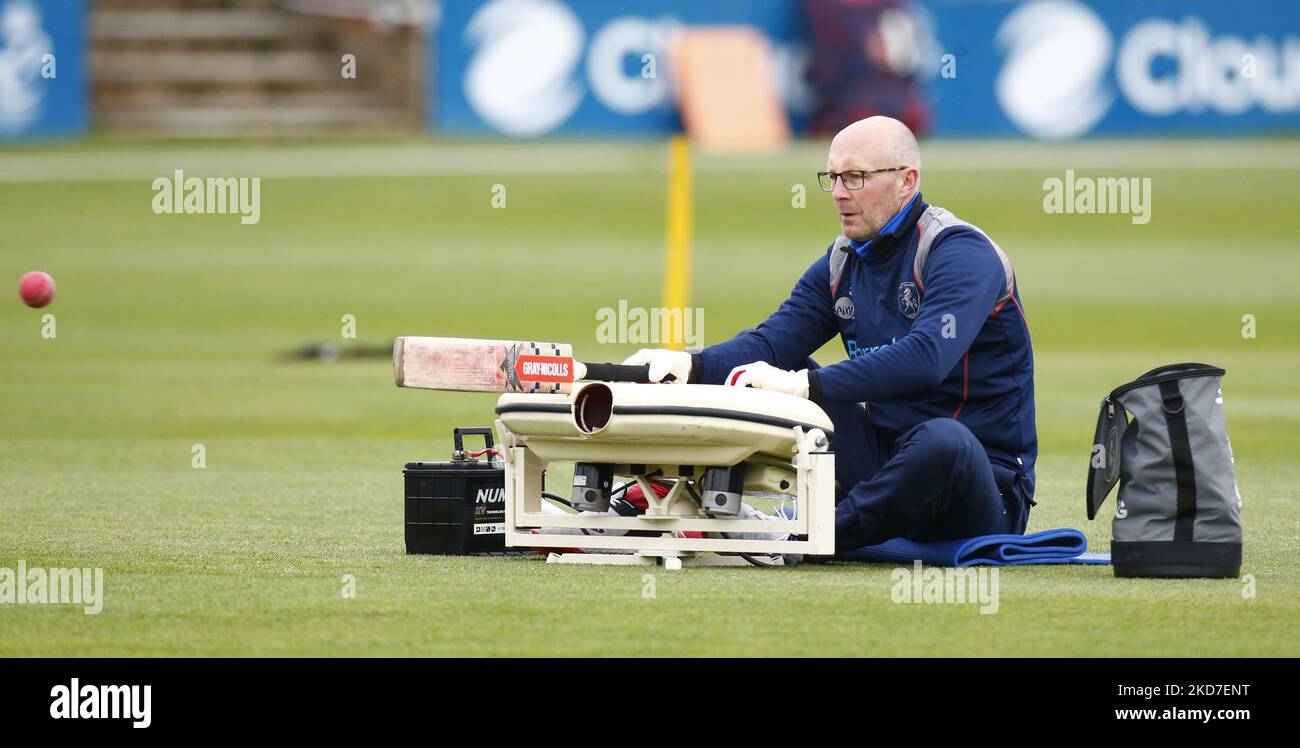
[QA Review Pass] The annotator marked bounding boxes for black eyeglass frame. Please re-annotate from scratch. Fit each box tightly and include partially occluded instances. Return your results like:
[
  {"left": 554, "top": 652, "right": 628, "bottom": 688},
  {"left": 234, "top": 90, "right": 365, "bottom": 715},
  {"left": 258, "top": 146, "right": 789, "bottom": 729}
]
[{"left": 817, "top": 167, "right": 909, "bottom": 191}]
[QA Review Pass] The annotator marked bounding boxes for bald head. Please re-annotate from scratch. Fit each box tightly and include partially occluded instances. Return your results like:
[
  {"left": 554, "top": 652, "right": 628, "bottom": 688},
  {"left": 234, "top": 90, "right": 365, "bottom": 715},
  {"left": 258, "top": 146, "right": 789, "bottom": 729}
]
[
  {"left": 825, "top": 116, "right": 922, "bottom": 241},
  {"left": 828, "top": 116, "right": 921, "bottom": 180}
]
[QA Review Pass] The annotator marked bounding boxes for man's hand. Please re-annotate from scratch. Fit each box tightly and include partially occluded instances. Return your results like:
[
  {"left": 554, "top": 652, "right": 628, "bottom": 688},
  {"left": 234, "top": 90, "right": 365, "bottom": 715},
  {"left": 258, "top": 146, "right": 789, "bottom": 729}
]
[
  {"left": 622, "top": 348, "right": 691, "bottom": 384},
  {"left": 725, "top": 361, "right": 810, "bottom": 398}
]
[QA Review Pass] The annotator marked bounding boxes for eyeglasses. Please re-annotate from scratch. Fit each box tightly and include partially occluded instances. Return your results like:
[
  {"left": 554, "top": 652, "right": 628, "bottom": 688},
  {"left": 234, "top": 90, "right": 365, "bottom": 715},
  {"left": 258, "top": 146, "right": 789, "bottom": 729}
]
[{"left": 817, "top": 167, "right": 908, "bottom": 192}]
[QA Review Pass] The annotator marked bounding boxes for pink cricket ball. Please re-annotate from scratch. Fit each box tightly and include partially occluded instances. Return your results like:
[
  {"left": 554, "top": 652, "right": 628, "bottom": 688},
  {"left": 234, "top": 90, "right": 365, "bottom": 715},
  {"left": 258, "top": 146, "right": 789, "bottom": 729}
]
[{"left": 18, "top": 271, "right": 56, "bottom": 308}]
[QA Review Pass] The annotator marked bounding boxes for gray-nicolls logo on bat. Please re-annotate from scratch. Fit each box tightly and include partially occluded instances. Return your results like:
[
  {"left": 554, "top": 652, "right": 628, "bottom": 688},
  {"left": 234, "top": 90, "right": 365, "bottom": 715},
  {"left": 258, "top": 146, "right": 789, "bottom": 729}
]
[{"left": 500, "top": 343, "right": 524, "bottom": 391}]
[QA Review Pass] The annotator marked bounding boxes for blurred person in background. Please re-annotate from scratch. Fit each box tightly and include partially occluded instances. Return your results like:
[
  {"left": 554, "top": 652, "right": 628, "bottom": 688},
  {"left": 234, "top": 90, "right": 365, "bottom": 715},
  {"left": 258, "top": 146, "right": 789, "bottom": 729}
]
[{"left": 802, "top": 0, "right": 932, "bottom": 136}]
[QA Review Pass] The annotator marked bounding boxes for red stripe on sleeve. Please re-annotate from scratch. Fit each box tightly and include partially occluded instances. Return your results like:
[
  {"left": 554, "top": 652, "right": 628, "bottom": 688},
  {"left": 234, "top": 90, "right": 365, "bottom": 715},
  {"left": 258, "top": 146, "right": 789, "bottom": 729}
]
[{"left": 952, "top": 352, "right": 969, "bottom": 420}]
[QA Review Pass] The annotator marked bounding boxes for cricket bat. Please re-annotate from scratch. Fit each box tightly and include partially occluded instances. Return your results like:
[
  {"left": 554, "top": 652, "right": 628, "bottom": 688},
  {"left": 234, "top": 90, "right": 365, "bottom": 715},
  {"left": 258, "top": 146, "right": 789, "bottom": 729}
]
[{"left": 393, "top": 336, "right": 669, "bottom": 394}]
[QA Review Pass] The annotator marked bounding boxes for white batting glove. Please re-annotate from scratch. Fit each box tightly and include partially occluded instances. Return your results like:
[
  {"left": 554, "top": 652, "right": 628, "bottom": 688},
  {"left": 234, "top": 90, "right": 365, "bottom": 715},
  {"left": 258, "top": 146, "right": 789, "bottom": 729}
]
[
  {"left": 622, "top": 348, "right": 692, "bottom": 384},
  {"left": 725, "top": 361, "right": 810, "bottom": 398}
]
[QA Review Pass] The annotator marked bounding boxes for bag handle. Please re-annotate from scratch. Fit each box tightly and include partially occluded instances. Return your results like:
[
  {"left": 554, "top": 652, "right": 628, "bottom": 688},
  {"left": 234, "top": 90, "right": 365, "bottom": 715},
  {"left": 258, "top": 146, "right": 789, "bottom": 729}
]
[
  {"left": 1158, "top": 381, "right": 1199, "bottom": 541},
  {"left": 1109, "top": 363, "right": 1225, "bottom": 399}
]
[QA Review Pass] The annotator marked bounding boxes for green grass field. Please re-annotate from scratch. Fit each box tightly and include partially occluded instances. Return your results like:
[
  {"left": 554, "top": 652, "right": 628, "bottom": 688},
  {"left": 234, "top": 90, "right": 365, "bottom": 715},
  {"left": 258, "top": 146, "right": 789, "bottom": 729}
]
[{"left": 2, "top": 139, "right": 1297, "bottom": 656}]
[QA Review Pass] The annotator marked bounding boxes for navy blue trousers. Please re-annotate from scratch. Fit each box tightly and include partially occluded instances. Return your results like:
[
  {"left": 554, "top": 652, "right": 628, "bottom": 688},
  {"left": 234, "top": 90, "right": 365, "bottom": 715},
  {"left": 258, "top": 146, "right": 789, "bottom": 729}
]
[{"left": 817, "top": 396, "right": 1032, "bottom": 553}]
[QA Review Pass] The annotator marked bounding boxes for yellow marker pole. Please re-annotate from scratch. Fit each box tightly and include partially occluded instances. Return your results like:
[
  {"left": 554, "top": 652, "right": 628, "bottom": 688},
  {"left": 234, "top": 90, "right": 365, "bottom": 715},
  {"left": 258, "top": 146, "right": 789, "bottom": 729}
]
[{"left": 662, "top": 135, "right": 693, "bottom": 350}]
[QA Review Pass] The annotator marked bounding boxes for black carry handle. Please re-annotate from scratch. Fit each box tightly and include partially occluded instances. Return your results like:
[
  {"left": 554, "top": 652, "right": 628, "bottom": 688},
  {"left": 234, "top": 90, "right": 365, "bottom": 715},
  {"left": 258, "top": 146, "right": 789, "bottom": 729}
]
[
  {"left": 581, "top": 362, "right": 677, "bottom": 384},
  {"left": 452, "top": 426, "right": 494, "bottom": 453}
]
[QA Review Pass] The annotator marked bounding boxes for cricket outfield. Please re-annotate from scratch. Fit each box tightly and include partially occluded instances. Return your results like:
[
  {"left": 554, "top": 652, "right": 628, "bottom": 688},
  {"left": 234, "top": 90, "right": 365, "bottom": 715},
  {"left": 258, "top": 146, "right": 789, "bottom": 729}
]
[{"left": 1, "top": 139, "right": 1297, "bottom": 656}]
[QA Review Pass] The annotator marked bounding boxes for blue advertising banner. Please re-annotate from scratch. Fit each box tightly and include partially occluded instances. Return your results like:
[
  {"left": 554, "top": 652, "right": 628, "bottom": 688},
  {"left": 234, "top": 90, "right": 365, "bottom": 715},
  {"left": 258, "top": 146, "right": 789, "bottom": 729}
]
[
  {"left": 432, "top": 0, "right": 1300, "bottom": 139},
  {"left": 433, "top": 0, "right": 813, "bottom": 137},
  {"left": 0, "top": 0, "right": 86, "bottom": 140},
  {"left": 925, "top": 0, "right": 1300, "bottom": 138}
]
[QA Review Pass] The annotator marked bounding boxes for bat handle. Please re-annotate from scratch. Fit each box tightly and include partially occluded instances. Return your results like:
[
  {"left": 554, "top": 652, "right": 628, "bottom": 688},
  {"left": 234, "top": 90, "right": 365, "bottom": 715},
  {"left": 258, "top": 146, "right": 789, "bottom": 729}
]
[{"left": 580, "top": 362, "right": 676, "bottom": 384}]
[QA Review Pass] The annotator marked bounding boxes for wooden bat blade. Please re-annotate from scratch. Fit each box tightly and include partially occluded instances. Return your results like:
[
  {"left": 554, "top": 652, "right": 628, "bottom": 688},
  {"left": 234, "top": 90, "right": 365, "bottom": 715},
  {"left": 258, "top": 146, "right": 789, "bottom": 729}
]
[{"left": 394, "top": 336, "right": 576, "bottom": 393}]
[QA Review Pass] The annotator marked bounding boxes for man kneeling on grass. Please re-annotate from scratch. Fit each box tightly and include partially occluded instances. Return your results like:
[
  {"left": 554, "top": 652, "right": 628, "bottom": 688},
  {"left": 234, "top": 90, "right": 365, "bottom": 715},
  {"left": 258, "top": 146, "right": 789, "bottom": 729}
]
[{"left": 626, "top": 116, "right": 1037, "bottom": 555}]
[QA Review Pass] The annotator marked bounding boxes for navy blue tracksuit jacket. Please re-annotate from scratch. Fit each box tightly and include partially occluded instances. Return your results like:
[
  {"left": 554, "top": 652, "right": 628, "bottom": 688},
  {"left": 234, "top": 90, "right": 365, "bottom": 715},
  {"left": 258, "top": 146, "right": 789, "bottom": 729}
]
[{"left": 690, "top": 194, "right": 1037, "bottom": 550}]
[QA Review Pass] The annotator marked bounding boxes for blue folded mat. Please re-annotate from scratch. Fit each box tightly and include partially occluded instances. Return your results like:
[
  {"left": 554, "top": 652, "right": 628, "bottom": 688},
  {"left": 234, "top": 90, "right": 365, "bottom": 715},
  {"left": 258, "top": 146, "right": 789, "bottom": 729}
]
[{"left": 834, "top": 528, "right": 1110, "bottom": 567}]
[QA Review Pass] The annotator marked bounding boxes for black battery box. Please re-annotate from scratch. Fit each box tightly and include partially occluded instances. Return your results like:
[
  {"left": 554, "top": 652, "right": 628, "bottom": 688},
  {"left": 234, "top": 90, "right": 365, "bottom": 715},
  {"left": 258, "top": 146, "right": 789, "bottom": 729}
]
[{"left": 404, "top": 427, "right": 512, "bottom": 555}]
